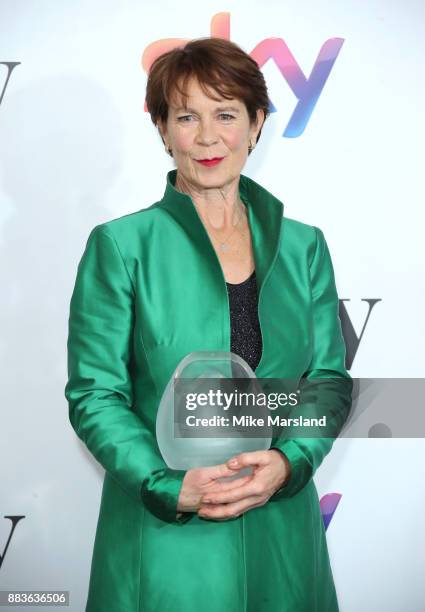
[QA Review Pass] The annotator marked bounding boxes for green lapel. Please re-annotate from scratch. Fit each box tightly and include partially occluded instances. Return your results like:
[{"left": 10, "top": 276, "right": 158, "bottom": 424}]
[{"left": 158, "top": 169, "right": 284, "bottom": 296}]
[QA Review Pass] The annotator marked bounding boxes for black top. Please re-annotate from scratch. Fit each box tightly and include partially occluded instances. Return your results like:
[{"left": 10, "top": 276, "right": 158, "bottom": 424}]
[{"left": 225, "top": 270, "right": 263, "bottom": 372}]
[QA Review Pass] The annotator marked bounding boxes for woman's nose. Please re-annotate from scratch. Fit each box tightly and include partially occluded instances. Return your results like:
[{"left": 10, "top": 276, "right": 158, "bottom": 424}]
[{"left": 196, "top": 120, "right": 219, "bottom": 145}]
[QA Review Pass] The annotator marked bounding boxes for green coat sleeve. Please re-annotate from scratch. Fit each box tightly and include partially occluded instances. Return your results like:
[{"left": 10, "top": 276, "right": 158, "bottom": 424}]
[
  {"left": 269, "top": 226, "right": 353, "bottom": 500},
  {"left": 64, "top": 224, "right": 194, "bottom": 524}
]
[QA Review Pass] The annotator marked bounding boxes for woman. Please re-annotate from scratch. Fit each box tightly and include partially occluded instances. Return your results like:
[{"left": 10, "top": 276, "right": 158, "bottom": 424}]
[{"left": 65, "top": 37, "right": 352, "bottom": 611}]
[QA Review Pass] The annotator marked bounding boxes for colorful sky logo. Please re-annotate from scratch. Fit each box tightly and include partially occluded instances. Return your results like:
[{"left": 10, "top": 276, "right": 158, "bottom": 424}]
[
  {"left": 142, "top": 12, "right": 344, "bottom": 137},
  {"left": 321, "top": 493, "right": 343, "bottom": 530}
]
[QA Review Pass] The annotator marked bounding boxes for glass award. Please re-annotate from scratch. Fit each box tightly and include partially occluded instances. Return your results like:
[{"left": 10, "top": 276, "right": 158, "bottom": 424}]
[{"left": 156, "top": 351, "right": 272, "bottom": 478}]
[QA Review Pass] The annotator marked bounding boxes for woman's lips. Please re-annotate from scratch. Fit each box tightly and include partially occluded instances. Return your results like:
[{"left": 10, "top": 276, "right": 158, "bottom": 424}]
[{"left": 195, "top": 157, "right": 224, "bottom": 167}]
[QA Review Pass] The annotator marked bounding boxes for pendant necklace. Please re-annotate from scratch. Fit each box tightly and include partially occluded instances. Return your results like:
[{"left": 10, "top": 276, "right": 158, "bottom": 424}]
[
  {"left": 205, "top": 199, "right": 246, "bottom": 253},
  {"left": 175, "top": 172, "right": 246, "bottom": 252}
]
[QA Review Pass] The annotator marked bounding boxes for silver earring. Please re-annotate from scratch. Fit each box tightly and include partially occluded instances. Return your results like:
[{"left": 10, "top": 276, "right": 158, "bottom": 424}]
[{"left": 248, "top": 141, "right": 256, "bottom": 154}]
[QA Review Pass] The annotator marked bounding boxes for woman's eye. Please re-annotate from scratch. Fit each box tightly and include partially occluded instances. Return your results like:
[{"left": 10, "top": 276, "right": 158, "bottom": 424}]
[{"left": 176, "top": 114, "right": 235, "bottom": 122}]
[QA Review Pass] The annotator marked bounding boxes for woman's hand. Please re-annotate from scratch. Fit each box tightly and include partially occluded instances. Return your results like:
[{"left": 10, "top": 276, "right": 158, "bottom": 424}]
[
  {"left": 176, "top": 462, "right": 254, "bottom": 513},
  {"left": 196, "top": 449, "right": 291, "bottom": 521}
]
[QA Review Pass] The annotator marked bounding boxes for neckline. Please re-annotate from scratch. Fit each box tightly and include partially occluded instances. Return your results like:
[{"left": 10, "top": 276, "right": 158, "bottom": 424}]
[
  {"left": 225, "top": 270, "right": 256, "bottom": 287},
  {"left": 158, "top": 169, "right": 284, "bottom": 301}
]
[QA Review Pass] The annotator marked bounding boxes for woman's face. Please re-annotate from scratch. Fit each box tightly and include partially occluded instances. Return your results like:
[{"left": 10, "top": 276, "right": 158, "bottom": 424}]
[{"left": 158, "top": 77, "right": 265, "bottom": 191}]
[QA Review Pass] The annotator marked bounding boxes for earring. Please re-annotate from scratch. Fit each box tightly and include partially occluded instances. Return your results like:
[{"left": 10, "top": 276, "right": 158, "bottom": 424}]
[
  {"left": 165, "top": 144, "right": 173, "bottom": 157},
  {"left": 248, "top": 140, "right": 256, "bottom": 154}
]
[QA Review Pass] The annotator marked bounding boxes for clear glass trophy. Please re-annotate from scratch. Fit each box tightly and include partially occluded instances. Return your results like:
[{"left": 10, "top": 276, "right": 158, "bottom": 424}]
[{"left": 156, "top": 351, "right": 272, "bottom": 481}]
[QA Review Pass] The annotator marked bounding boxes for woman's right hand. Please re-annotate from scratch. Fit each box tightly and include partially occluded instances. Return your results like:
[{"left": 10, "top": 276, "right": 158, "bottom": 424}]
[{"left": 177, "top": 463, "right": 253, "bottom": 513}]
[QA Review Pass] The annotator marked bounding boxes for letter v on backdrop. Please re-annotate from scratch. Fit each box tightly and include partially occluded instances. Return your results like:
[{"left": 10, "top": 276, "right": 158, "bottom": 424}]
[{"left": 141, "top": 11, "right": 344, "bottom": 137}]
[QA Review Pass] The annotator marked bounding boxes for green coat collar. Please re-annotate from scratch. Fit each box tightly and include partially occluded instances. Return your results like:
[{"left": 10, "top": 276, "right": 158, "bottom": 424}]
[{"left": 158, "top": 169, "right": 284, "bottom": 295}]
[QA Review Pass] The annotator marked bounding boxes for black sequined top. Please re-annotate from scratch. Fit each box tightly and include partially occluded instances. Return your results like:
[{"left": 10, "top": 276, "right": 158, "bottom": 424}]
[{"left": 225, "top": 270, "right": 263, "bottom": 372}]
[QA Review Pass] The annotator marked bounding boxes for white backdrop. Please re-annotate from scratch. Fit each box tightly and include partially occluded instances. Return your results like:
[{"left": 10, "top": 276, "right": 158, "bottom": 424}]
[{"left": 1, "top": 1, "right": 424, "bottom": 610}]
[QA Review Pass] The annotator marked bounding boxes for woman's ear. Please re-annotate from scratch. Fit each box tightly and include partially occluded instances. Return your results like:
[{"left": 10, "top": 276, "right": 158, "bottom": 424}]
[
  {"left": 157, "top": 120, "right": 167, "bottom": 144},
  {"left": 250, "top": 109, "right": 265, "bottom": 144}
]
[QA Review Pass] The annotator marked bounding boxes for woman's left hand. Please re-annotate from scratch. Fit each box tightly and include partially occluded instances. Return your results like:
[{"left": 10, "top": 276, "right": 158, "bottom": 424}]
[{"left": 197, "top": 449, "right": 291, "bottom": 521}]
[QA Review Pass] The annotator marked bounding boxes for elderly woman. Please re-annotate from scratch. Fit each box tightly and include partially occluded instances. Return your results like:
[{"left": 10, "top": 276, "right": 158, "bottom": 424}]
[{"left": 65, "top": 37, "right": 352, "bottom": 612}]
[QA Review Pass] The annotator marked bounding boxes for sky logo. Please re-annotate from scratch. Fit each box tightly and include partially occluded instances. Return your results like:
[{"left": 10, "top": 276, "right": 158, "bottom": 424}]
[
  {"left": 142, "top": 11, "right": 344, "bottom": 137},
  {"left": 321, "top": 493, "right": 343, "bottom": 530}
]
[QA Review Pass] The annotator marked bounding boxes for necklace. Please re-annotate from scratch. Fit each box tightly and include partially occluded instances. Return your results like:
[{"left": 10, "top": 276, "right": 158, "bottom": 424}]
[
  {"left": 204, "top": 201, "right": 246, "bottom": 252},
  {"left": 174, "top": 172, "right": 247, "bottom": 252}
]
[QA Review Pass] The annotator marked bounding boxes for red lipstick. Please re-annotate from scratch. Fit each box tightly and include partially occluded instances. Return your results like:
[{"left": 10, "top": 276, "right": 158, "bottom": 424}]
[{"left": 195, "top": 157, "right": 224, "bottom": 167}]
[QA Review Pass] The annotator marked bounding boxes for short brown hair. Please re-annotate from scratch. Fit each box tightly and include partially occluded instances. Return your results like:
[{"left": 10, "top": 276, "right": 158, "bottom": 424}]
[{"left": 145, "top": 37, "right": 270, "bottom": 152}]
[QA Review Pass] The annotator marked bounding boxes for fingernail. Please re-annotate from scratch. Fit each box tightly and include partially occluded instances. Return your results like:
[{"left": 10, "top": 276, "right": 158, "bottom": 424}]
[
  {"left": 229, "top": 459, "right": 238, "bottom": 466},
  {"left": 203, "top": 499, "right": 212, "bottom": 503}
]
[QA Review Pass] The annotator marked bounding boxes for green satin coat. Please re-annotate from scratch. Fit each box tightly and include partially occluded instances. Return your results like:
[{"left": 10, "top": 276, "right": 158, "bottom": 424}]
[{"left": 65, "top": 169, "right": 352, "bottom": 612}]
